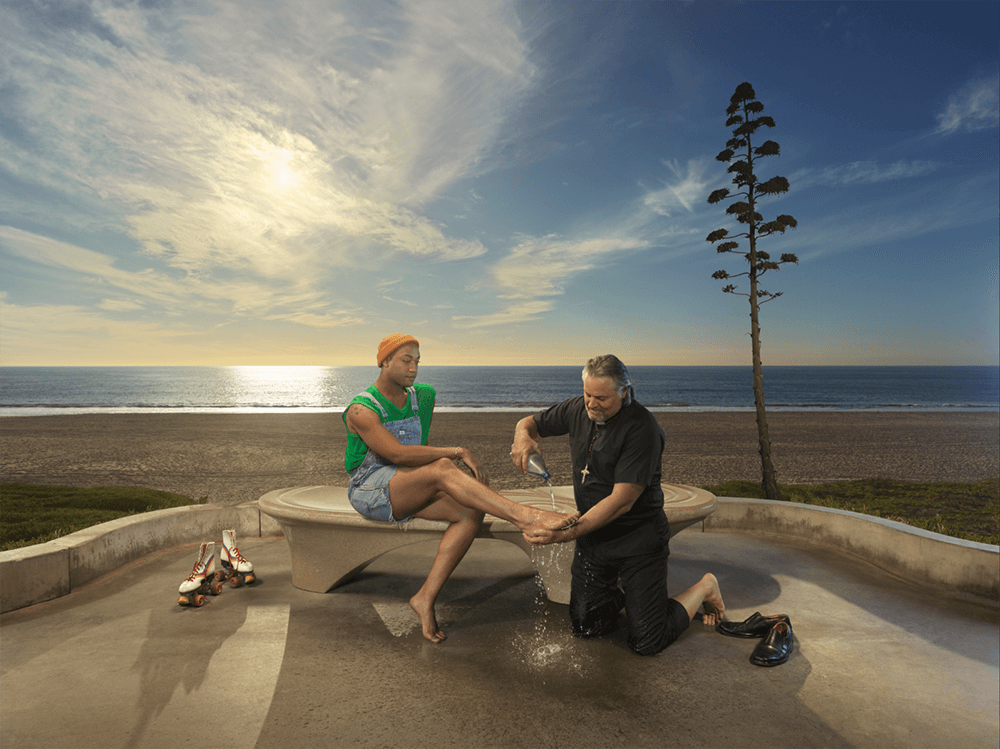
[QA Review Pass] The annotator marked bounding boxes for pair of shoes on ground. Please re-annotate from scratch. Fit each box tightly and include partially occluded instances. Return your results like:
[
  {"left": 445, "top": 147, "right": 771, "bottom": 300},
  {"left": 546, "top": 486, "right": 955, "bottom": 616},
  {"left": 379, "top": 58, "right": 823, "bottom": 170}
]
[
  {"left": 716, "top": 612, "right": 793, "bottom": 667},
  {"left": 177, "top": 530, "right": 256, "bottom": 607}
]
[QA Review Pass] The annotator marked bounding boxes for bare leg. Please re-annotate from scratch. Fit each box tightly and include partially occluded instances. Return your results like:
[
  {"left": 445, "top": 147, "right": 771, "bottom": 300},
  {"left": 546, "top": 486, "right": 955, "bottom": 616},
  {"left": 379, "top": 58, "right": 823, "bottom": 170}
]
[
  {"left": 672, "top": 573, "right": 725, "bottom": 626},
  {"left": 408, "top": 496, "right": 483, "bottom": 642},
  {"left": 388, "top": 458, "right": 577, "bottom": 533}
]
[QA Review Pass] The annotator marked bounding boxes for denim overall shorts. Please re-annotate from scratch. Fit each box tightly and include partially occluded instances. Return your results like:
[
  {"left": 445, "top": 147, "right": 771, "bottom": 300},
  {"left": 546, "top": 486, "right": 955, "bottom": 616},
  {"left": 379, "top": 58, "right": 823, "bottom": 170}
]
[{"left": 347, "top": 387, "right": 421, "bottom": 524}]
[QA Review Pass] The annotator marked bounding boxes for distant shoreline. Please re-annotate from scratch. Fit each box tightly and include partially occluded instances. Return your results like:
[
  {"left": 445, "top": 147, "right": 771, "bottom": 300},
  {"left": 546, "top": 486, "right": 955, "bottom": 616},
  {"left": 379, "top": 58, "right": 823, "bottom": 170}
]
[
  {"left": 2, "top": 411, "right": 996, "bottom": 506},
  {"left": 4, "top": 364, "right": 995, "bottom": 413}
]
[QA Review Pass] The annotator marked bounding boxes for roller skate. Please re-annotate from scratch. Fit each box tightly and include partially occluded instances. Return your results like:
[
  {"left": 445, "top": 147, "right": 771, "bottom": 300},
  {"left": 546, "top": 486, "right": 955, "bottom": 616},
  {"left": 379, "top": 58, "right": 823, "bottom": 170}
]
[
  {"left": 177, "top": 542, "right": 224, "bottom": 607},
  {"left": 215, "top": 529, "right": 256, "bottom": 588}
]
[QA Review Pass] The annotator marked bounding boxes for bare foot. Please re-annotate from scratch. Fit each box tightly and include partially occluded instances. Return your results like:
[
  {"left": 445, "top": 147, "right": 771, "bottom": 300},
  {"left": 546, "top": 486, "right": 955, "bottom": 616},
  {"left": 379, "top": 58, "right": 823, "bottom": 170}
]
[
  {"left": 520, "top": 509, "right": 579, "bottom": 534},
  {"left": 410, "top": 593, "right": 446, "bottom": 643},
  {"left": 699, "top": 573, "right": 725, "bottom": 625}
]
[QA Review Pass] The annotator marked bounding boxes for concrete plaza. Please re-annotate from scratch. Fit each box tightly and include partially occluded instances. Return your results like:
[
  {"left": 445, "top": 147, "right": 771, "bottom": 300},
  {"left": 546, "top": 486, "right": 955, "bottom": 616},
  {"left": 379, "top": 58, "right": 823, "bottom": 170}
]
[{"left": 2, "top": 526, "right": 997, "bottom": 749}]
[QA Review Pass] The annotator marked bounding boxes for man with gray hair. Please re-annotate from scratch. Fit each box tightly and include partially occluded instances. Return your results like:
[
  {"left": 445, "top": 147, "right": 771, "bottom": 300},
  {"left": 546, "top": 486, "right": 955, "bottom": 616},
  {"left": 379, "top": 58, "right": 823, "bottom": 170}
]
[{"left": 511, "top": 354, "right": 724, "bottom": 656}]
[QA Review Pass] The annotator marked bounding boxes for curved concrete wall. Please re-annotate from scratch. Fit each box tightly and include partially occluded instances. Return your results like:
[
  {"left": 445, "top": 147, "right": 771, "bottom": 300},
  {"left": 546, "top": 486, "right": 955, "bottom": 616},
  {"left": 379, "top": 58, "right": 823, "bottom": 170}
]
[
  {"left": 1, "top": 497, "right": 996, "bottom": 613},
  {"left": 703, "top": 498, "right": 999, "bottom": 603},
  {"left": 0, "top": 502, "right": 283, "bottom": 614}
]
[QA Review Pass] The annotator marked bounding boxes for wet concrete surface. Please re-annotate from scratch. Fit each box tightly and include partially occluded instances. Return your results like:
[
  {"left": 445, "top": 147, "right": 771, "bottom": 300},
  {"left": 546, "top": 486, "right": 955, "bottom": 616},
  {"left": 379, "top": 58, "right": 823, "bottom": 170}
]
[{"left": 2, "top": 530, "right": 997, "bottom": 749}]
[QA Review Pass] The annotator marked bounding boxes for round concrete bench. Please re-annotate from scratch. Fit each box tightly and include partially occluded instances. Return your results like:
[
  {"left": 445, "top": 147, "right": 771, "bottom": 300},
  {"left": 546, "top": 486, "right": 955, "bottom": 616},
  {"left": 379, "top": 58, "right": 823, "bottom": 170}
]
[{"left": 259, "top": 484, "right": 716, "bottom": 604}]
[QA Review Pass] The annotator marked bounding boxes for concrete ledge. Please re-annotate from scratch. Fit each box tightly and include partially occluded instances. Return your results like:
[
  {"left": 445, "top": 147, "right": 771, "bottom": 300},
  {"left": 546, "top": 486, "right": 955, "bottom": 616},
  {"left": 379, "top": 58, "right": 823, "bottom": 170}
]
[
  {"left": 5, "top": 494, "right": 996, "bottom": 614},
  {"left": 0, "top": 543, "right": 71, "bottom": 614},
  {"left": 705, "top": 497, "right": 999, "bottom": 602},
  {"left": 0, "top": 501, "right": 276, "bottom": 614}
]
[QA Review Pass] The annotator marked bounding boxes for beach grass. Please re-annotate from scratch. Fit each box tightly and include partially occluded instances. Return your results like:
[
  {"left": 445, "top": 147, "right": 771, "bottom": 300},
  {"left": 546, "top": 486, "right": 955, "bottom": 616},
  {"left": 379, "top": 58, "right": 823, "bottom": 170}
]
[
  {"left": 702, "top": 478, "right": 999, "bottom": 546},
  {"left": 2, "top": 478, "right": 997, "bottom": 552},
  {"left": 0, "top": 483, "right": 204, "bottom": 552}
]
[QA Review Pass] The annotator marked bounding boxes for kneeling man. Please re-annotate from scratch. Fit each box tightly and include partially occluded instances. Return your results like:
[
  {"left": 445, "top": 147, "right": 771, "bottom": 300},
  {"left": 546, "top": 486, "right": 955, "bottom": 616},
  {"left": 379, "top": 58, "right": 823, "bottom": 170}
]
[{"left": 511, "top": 354, "right": 724, "bottom": 655}]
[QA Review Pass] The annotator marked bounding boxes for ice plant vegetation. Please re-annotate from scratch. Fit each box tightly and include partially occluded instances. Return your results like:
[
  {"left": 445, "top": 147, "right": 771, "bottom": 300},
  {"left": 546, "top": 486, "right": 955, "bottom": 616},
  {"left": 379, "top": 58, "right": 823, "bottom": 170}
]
[{"left": 707, "top": 82, "right": 799, "bottom": 500}]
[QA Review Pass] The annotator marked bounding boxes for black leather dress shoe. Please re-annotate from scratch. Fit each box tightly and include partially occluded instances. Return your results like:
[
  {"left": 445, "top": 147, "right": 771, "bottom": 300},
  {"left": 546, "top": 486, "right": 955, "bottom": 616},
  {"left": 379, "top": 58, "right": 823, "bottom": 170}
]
[
  {"left": 716, "top": 612, "right": 791, "bottom": 638},
  {"left": 750, "top": 621, "right": 793, "bottom": 667}
]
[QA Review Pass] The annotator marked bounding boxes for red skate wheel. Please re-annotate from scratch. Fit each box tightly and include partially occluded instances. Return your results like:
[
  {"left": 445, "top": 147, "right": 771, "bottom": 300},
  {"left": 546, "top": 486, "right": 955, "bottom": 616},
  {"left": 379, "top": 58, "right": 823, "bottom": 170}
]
[
  {"left": 229, "top": 577, "right": 243, "bottom": 589},
  {"left": 193, "top": 594, "right": 206, "bottom": 607}
]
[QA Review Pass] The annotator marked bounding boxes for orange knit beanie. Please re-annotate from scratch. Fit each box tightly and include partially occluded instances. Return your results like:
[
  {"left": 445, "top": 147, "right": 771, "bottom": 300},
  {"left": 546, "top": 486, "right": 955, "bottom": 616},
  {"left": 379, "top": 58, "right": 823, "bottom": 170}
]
[{"left": 377, "top": 333, "right": 419, "bottom": 366}]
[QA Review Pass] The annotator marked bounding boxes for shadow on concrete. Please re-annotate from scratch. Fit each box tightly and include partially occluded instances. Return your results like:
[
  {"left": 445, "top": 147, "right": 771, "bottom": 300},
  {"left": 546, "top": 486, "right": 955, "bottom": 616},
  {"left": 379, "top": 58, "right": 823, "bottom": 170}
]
[
  {"left": 3, "top": 534, "right": 996, "bottom": 749},
  {"left": 251, "top": 540, "right": 850, "bottom": 749},
  {"left": 125, "top": 602, "right": 249, "bottom": 747},
  {"left": 703, "top": 531, "right": 999, "bottom": 667}
]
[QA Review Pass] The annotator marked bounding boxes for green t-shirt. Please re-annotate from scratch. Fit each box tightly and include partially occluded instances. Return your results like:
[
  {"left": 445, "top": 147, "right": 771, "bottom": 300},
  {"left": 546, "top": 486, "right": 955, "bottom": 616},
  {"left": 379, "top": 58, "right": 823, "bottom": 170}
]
[{"left": 342, "top": 383, "right": 436, "bottom": 473}]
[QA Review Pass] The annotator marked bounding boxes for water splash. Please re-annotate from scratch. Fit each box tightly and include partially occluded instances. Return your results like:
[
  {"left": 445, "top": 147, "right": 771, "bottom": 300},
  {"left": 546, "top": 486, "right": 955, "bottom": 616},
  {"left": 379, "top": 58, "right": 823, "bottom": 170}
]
[{"left": 508, "top": 573, "right": 588, "bottom": 677}]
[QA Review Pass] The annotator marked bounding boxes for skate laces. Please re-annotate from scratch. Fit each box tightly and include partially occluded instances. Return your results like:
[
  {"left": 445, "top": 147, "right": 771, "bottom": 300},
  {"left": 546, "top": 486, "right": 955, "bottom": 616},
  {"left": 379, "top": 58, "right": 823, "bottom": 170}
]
[
  {"left": 184, "top": 553, "right": 212, "bottom": 581},
  {"left": 228, "top": 545, "right": 248, "bottom": 564},
  {"left": 184, "top": 563, "right": 205, "bottom": 582}
]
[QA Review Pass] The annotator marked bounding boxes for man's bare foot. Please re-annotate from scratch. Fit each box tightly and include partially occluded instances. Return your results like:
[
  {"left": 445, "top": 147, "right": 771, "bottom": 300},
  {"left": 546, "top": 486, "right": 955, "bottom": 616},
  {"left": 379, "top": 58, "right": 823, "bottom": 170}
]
[
  {"left": 410, "top": 593, "right": 446, "bottom": 643},
  {"left": 699, "top": 573, "right": 725, "bottom": 625}
]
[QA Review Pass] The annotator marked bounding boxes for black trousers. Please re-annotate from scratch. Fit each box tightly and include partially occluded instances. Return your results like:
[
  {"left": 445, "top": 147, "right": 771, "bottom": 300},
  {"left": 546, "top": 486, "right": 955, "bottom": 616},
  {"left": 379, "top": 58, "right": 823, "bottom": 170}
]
[{"left": 569, "top": 515, "right": 690, "bottom": 656}]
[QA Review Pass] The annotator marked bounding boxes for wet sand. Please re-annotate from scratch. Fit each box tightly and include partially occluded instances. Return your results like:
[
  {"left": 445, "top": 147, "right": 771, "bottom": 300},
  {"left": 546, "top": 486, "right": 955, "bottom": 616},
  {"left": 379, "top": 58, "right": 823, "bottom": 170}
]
[{"left": 1, "top": 411, "right": 997, "bottom": 505}]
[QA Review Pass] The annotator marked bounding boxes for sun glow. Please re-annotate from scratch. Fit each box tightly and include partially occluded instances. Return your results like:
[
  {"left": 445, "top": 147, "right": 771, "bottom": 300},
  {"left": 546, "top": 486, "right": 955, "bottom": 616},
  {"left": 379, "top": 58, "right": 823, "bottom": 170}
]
[
  {"left": 226, "top": 365, "right": 328, "bottom": 406},
  {"left": 272, "top": 152, "right": 301, "bottom": 190}
]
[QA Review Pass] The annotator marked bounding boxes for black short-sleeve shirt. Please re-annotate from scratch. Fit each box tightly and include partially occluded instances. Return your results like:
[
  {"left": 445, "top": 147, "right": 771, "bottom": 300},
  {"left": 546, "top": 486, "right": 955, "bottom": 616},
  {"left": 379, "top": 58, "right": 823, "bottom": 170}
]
[{"left": 533, "top": 396, "right": 666, "bottom": 546}]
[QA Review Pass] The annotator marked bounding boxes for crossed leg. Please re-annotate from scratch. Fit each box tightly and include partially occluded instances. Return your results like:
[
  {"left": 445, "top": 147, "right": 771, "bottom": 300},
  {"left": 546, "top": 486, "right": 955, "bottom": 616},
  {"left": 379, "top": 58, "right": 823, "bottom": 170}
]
[{"left": 389, "top": 457, "right": 577, "bottom": 533}]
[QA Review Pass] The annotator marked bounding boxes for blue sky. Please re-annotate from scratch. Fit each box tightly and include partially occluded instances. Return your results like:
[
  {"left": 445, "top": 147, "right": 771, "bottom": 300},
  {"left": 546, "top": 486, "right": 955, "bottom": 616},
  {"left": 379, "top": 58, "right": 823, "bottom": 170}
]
[{"left": 1, "top": 0, "right": 997, "bottom": 366}]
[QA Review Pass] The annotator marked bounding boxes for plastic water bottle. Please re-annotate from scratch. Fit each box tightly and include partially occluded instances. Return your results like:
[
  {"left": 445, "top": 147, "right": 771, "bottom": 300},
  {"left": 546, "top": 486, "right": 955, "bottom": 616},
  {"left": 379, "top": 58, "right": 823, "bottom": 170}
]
[{"left": 526, "top": 452, "right": 551, "bottom": 481}]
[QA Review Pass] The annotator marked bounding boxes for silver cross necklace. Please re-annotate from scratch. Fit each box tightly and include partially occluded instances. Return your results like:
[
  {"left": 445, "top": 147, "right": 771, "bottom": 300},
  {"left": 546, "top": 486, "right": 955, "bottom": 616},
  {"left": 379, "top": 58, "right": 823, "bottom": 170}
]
[{"left": 580, "top": 423, "right": 602, "bottom": 480}]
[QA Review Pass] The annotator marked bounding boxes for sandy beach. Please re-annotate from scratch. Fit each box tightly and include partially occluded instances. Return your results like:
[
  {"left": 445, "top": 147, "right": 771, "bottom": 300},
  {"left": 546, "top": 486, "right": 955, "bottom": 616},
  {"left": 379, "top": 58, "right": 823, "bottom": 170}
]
[{"left": 1, "top": 411, "right": 997, "bottom": 505}]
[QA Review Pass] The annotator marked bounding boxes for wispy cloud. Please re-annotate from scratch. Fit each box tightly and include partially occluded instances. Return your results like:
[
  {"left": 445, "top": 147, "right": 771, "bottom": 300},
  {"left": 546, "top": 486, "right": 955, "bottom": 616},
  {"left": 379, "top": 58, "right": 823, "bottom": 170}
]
[
  {"left": 0, "top": 0, "right": 530, "bottom": 287},
  {"left": 382, "top": 296, "right": 420, "bottom": 307},
  {"left": 0, "top": 225, "right": 336, "bottom": 320},
  {"left": 0, "top": 293, "right": 173, "bottom": 364},
  {"left": 453, "top": 232, "right": 648, "bottom": 328},
  {"left": 266, "top": 310, "right": 366, "bottom": 328},
  {"left": 453, "top": 299, "right": 555, "bottom": 328},
  {"left": 935, "top": 74, "right": 1000, "bottom": 134},
  {"left": 98, "top": 299, "right": 144, "bottom": 312},
  {"left": 791, "top": 160, "right": 940, "bottom": 189},
  {"left": 644, "top": 159, "right": 711, "bottom": 215},
  {"left": 787, "top": 173, "right": 999, "bottom": 262}
]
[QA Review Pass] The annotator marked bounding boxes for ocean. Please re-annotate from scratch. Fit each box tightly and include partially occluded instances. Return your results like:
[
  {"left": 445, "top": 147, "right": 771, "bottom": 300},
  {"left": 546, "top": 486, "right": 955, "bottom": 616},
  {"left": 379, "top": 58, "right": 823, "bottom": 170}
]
[{"left": 0, "top": 366, "right": 997, "bottom": 416}]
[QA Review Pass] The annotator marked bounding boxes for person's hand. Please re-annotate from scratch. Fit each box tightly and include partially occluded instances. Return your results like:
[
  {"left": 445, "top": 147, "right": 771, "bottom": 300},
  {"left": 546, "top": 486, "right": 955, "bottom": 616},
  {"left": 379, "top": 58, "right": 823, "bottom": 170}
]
[
  {"left": 523, "top": 527, "right": 568, "bottom": 545},
  {"left": 509, "top": 439, "right": 540, "bottom": 473},
  {"left": 456, "top": 448, "right": 489, "bottom": 486},
  {"left": 523, "top": 515, "right": 577, "bottom": 545}
]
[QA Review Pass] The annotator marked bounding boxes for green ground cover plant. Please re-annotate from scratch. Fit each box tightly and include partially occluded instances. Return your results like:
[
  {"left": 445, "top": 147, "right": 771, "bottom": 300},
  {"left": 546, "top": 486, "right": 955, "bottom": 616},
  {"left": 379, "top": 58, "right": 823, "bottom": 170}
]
[
  {"left": 2, "top": 480, "right": 997, "bottom": 550},
  {"left": 0, "top": 484, "right": 204, "bottom": 552},
  {"left": 702, "top": 478, "right": 999, "bottom": 546}
]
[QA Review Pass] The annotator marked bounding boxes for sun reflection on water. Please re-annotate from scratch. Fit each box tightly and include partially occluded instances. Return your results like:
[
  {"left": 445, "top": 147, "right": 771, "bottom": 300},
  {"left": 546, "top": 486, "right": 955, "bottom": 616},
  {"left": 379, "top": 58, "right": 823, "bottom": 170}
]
[{"left": 224, "top": 366, "right": 330, "bottom": 407}]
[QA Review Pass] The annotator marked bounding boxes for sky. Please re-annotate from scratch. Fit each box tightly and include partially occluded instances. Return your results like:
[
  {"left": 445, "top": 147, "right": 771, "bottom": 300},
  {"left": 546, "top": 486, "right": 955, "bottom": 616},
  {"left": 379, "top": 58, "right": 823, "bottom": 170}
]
[{"left": 1, "top": 1, "right": 997, "bottom": 367}]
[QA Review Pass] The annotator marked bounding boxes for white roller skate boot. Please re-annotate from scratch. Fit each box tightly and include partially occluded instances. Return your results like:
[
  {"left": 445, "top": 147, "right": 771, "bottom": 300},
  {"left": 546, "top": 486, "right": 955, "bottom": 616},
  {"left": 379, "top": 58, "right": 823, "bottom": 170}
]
[
  {"left": 177, "top": 542, "right": 223, "bottom": 606},
  {"left": 216, "top": 529, "right": 256, "bottom": 588}
]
